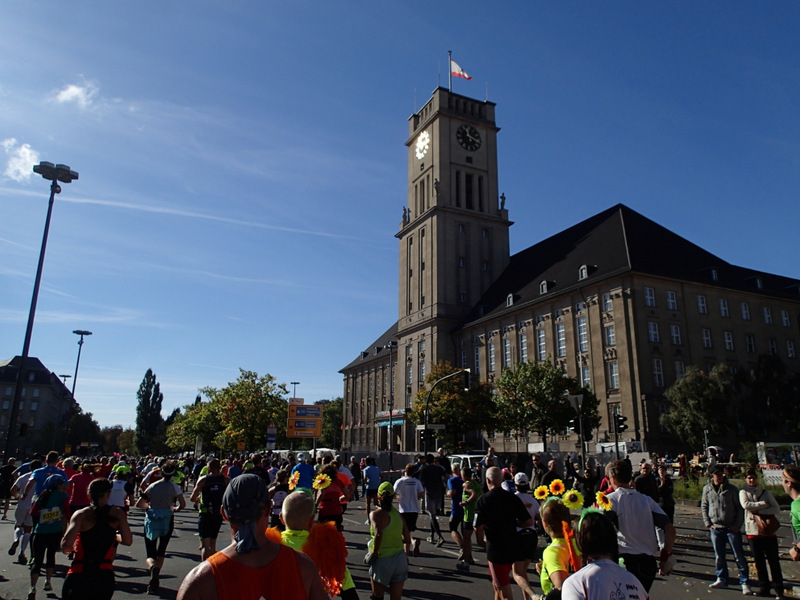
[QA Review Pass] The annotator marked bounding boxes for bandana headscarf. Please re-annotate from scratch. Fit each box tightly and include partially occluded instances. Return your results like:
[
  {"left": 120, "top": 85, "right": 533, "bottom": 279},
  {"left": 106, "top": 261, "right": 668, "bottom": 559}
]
[{"left": 223, "top": 474, "right": 270, "bottom": 553}]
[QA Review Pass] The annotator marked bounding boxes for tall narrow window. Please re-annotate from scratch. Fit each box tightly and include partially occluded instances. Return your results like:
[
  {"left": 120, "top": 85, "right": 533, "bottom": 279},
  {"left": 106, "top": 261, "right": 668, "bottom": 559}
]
[
  {"left": 465, "top": 174, "right": 474, "bottom": 210},
  {"left": 577, "top": 316, "right": 588, "bottom": 352},
  {"left": 697, "top": 295, "right": 708, "bottom": 315},
  {"left": 536, "top": 328, "right": 547, "bottom": 361},
  {"left": 648, "top": 322, "right": 660, "bottom": 343},
  {"left": 520, "top": 333, "right": 528, "bottom": 363},
  {"left": 723, "top": 331, "right": 734, "bottom": 351},
  {"left": 488, "top": 342, "right": 496, "bottom": 371},
  {"left": 666, "top": 291, "right": 677, "bottom": 310},
  {"left": 581, "top": 366, "right": 591, "bottom": 389},
  {"left": 604, "top": 325, "right": 616, "bottom": 346},
  {"left": 674, "top": 361, "right": 686, "bottom": 378},
  {"left": 702, "top": 328, "right": 713, "bottom": 349},
  {"left": 503, "top": 338, "right": 511, "bottom": 368},
  {"left": 474, "top": 347, "right": 481, "bottom": 376},
  {"left": 478, "top": 176, "right": 484, "bottom": 212},
  {"left": 764, "top": 307, "right": 773, "bottom": 324},
  {"left": 652, "top": 359, "right": 664, "bottom": 388},
  {"left": 720, "top": 299, "right": 729, "bottom": 318},
  {"left": 741, "top": 303, "right": 751, "bottom": 321},
  {"left": 670, "top": 325, "right": 681, "bottom": 345},
  {"left": 602, "top": 293, "right": 613, "bottom": 312},
  {"left": 556, "top": 323, "right": 567, "bottom": 357},
  {"left": 788, "top": 340, "right": 796, "bottom": 359},
  {"left": 644, "top": 287, "right": 656, "bottom": 307},
  {"left": 769, "top": 338, "right": 778, "bottom": 355},
  {"left": 782, "top": 310, "right": 791, "bottom": 327},
  {"left": 746, "top": 335, "right": 756, "bottom": 353},
  {"left": 607, "top": 362, "right": 619, "bottom": 389}
]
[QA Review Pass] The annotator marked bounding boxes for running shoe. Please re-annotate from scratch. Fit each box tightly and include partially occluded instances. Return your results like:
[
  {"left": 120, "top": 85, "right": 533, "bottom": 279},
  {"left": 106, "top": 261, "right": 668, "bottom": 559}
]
[
  {"left": 8, "top": 540, "right": 18, "bottom": 555},
  {"left": 43, "top": 582, "right": 53, "bottom": 592},
  {"left": 435, "top": 537, "right": 445, "bottom": 547}
]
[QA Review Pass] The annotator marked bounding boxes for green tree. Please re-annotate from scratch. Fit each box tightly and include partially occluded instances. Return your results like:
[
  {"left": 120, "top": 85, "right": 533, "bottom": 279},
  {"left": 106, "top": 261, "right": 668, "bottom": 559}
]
[
  {"left": 494, "top": 358, "right": 575, "bottom": 451},
  {"left": 101, "top": 425, "right": 124, "bottom": 454},
  {"left": 117, "top": 428, "right": 136, "bottom": 454},
  {"left": 317, "top": 397, "right": 343, "bottom": 450},
  {"left": 135, "top": 368, "right": 166, "bottom": 455},
  {"left": 408, "top": 361, "right": 496, "bottom": 452},
  {"left": 660, "top": 364, "right": 732, "bottom": 448},
  {"left": 165, "top": 397, "right": 222, "bottom": 453},
  {"left": 735, "top": 354, "right": 800, "bottom": 438},
  {"left": 200, "top": 369, "right": 289, "bottom": 451}
]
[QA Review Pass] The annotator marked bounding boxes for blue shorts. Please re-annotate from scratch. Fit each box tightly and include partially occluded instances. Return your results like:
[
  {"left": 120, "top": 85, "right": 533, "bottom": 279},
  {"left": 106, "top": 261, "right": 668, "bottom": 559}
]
[{"left": 369, "top": 551, "right": 409, "bottom": 586}]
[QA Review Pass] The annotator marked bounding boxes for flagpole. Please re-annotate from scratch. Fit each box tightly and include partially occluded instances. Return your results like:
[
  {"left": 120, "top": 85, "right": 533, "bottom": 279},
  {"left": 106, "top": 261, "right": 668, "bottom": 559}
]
[{"left": 448, "top": 50, "right": 452, "bottom": 92}]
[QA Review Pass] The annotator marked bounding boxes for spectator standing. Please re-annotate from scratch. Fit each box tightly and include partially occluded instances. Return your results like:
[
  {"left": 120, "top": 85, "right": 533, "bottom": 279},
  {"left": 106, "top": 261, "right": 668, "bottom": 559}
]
[
  {"left": 701, "top": 464, "right": 750, "bottom": 593},
  {"left": 740, "top": 469, "right": 784, "bottom": 598},
  {"left": 633, "top": 462, "right": 659, "bottom": 503}
]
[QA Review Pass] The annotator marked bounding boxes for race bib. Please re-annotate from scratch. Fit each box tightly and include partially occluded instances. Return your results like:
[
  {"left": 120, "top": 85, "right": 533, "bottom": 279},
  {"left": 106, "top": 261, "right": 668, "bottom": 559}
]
[{"left": 41, "top": 507, "right": 61, "bottom": 524}]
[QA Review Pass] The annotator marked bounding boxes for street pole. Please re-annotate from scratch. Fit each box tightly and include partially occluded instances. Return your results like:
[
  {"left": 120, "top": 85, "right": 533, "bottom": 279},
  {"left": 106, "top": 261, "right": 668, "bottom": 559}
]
[
  {"left": 5, "top": 162, "right": 78, "bottom": 459},
  {"left": 71, "top": 330, "right": 92, "bottom": 397},
  {"left": 423, "top": 368, "right": 469, "bottom": 455}
]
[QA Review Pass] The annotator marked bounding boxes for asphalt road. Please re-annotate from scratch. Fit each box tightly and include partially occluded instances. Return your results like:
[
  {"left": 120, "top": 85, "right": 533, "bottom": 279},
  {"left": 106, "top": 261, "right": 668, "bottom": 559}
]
[{"left": 1, "top": 493, "right": 799, "bottom": 599}]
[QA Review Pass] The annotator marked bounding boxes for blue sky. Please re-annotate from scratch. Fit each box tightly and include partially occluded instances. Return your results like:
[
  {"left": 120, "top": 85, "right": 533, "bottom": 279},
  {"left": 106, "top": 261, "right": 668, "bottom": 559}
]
[{"left": 2, "top": 3, "right": 798, "bottom": 429}]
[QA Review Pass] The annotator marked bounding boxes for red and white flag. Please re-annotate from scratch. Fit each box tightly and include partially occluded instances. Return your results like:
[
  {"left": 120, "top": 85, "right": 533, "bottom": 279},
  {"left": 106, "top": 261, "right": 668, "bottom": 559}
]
[{"left": 450, "top": 59, "right": 472, "bottom": 81}]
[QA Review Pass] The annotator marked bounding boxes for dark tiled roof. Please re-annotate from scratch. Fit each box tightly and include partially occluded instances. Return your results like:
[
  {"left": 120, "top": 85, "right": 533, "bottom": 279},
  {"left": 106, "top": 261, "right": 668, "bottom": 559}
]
[
  {"left": 340, "top": 322, "right": 399, "bottom": 372},
  {"left": 460, "top": 203, "right": 800, "bottom": 327}
]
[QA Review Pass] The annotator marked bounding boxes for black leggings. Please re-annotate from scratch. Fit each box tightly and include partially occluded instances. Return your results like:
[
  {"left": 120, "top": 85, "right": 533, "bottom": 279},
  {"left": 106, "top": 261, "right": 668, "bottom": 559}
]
[
  {"left": 144, "top": 517, "right": 174, "bottom": 559},
  {"left": 32, "top": 531, "right": 61, "bottom": 572},
  {"left": 62, "top": 570, "right": 115, "bottom": 600}
]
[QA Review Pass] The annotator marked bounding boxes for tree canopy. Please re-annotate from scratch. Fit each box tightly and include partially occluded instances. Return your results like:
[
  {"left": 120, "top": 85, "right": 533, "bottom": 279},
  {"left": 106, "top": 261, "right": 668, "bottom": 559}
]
[
  {"left": 407, "top": 361, "right": 496, "bottom": 452},
  {"left": 135, "top": 368, "right": 166, "bottom": 455},
  {"left": 494, "top": 358, "right": 588, "bottom": 450},
  {"left": 660, "top": 364, "right": 731, "bottom": 448}
]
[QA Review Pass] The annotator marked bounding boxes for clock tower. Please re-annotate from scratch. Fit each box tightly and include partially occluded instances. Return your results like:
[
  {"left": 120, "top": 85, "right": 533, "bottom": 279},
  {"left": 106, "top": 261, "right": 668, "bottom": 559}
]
[{"left": 396, "top": 87, "right": 511, "bottom": 409}]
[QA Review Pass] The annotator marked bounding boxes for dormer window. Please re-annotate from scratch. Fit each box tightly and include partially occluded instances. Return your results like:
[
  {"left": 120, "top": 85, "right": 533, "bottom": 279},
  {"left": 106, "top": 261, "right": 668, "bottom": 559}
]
[
  {"left": 506, "top": 294, "right": 514, "bottom": 307},
  {"left": 539, "top": 280, "right": 549, "bottom": 295},
  {"left": 756, "top": 278, "right": 763, "bottom": 289},
  {"left": 578, "top": 265, "right": 589, "bottom": 280},
  {"left": 711, "top": 269, "right": 719, "bottom": 281}
]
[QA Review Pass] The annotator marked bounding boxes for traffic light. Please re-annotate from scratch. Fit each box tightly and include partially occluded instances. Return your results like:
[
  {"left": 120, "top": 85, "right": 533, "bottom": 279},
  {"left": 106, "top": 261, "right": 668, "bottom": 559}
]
[
  {"left": 569, "top": 417, "right": 582, "bottom": 435},
  {"left": 615, "top": 414, "right": 628, "bottom": 433},
  {"left": 462, "top": 369, "right": 471, "bottom": 390}
]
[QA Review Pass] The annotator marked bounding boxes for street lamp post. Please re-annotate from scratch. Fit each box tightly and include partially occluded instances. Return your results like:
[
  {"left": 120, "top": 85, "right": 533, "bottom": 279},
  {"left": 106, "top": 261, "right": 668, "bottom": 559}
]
[
  {"left": 423, "top": 368, "right": 470, "bottom": 455},
  {"left": 4, "top": 162, "right": 78, "bottom": 459},
  {"left": 290, "top": 381, "right": 300, "bottom": 399},
  {"left": 71, "top": 330, "right": 92, "bottom": 397},
  {"left": 386, "top": 341, "right": 397, "bottom": 468}
]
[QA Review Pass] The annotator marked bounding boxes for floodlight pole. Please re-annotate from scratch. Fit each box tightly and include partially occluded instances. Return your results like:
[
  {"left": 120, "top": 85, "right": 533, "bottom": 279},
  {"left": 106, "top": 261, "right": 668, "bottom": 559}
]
[{"left": 5, "top": 162, "right": 78, "bottom": 458}]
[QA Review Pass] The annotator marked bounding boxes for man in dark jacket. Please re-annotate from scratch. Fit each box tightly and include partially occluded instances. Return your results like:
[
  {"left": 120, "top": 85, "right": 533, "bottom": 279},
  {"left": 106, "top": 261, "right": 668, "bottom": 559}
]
[{"left": 701, "top": 465, "right": 751, "bottom": 594}]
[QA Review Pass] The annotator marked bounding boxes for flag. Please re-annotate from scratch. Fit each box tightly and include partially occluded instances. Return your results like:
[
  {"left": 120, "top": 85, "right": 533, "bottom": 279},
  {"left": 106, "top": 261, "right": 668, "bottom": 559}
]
[{"left": 450, "top": 59, "right": 472, "bottom": 81}]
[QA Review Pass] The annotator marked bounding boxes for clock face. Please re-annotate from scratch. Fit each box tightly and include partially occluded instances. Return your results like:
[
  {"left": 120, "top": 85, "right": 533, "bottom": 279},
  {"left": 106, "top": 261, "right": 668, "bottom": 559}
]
[
  {"left": 457, "top": 124, "right": 481, "bottom": 151},
  {"left": 415, "top": 130, "right": 430, "bottom": 159}
]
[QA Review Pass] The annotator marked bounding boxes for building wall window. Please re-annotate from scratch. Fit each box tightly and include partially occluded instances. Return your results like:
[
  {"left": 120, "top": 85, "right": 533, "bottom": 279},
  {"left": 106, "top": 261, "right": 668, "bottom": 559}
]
[
  {"left": 503, "top": 337, "right": 511, "bottom": 368},
  {"left": 702, "top": 328, "right": 713, "bottom": 349},
  {"left": 536, "top": 328, "right": 547, "bottom": 361},
  {"left": 782, "top": 310, "right": 791, "bottom": 327},
  {"left": 724, "top": 331, "right": 735, "bottom": 351},
  {"left": 419, "top": 360, "right": 426, "bottom": 381},
  {"left": 666, "top": 291, "right": 677, "bottom": 310},
  {"left": 407, "top": 364, "right": 413, "bottom": 385},
  {"left": 644, "top": 287, "right": 656, "bottom": 307},
  {"left": 581, "top": 366, "right": 591, "bottom": 389},
  {"left": 764, "top": 307, "right": 773, "bottom": 324},
  {"left": 746, "top": 335, "right": 756, "bottom": 353},
  {"left": 4, "top": 387, "right": 11, "bottom": 397},
  {"left": 474, "top": 347, "right": 481, "bottom": 376},
  {"left": 670, "top": 324, "right": 682, "bottom": 345},
  {"left": 607, "top": 362, "right": 619, "bottom": 389},
  {"left": 579, "top": 265, "right": 588, "bottom": 280},
  {"left": 652, "top": 359, "right": 664, "bottom": 388},
  {"left": 788, "top": 340, "right": 797, "bottom": 359},
  {"left": 768, "top": 338, "right": 778, "bottom": 355},
  {"left": 741, "top": 302, "right": 751, "bottom": 321},
  {"left": 697, "top": 295, "right": 708, "bottom": 315},
  {"left": 461, "top": 350, "right": 467, "bottom": 369},
  {"left": 604, "top": 325, "right": 616, "bottom": 346},
  {"left": 602, "top": 293, "right": 613, "bottom": 312},
  {"left": 488, "top": 342, "right": 496, "bottom": 372},
  {"left": 648, "top": 322, "right": 660, "bottom": 343},
  {"left": 31, "top": 401, "right": 38, "bottom": 411},
  {"left": 577, "top": 316, "right": 588, "bottom": 353},
  {"left": 556, "top": 323, "right": 567, "bottom": 357},
  {"left": 520, "top": 333, "right": 528, "bottom": 363},
  {"left": 675, "top": 360, "right": 686, "bottom": 378},
  {"left": 1, "top": 400, "right": 8, "bottom": 410}
]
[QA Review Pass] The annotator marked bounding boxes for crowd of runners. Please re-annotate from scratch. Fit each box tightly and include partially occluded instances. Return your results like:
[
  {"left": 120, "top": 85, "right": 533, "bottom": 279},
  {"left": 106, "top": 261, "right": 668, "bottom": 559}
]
[{"left": 1, "top": 446, "right": 799, "bottom": 600}]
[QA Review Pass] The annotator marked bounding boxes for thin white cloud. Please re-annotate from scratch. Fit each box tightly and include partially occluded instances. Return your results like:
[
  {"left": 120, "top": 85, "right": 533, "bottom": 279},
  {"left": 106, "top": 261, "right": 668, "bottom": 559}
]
[
  {"left": 1, "top": 138, "right": 39, "bottom": 182},
  {"left": 54, "top": 81, "right": 99, "bottom": 109}
]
